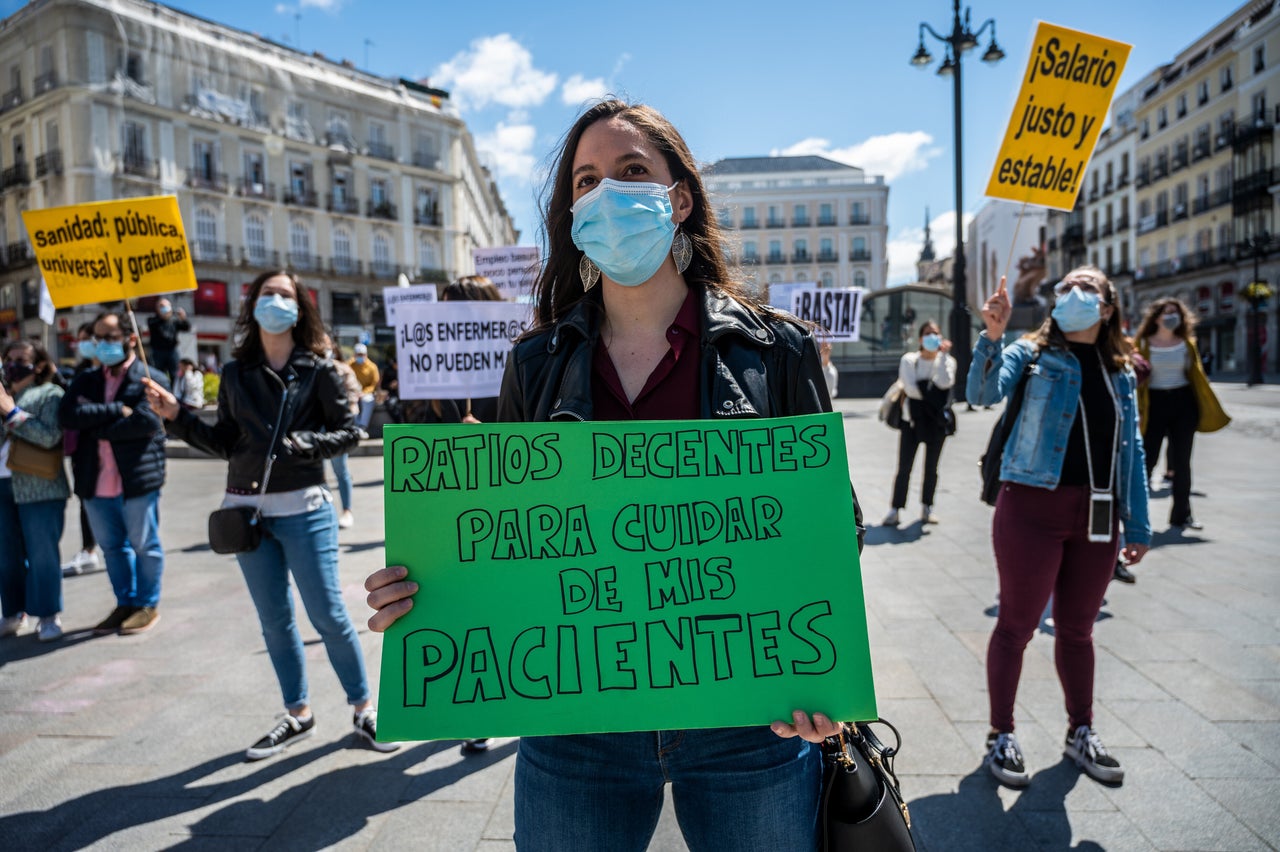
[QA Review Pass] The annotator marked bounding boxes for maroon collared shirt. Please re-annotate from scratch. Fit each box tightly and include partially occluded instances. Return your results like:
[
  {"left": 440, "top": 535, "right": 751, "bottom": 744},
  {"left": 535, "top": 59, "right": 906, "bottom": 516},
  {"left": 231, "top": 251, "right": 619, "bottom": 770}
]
[{"left": 592, "top": 287, "right": 700, "bottom": 421}]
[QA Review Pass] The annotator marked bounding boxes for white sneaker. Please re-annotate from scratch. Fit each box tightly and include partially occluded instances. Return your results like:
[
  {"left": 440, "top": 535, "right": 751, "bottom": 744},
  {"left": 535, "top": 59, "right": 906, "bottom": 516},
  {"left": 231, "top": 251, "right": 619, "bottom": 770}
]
[
  {"left": 0, "top": 613, "right": 27, "bottom": 637},
  {"left": 338, "top": 510, "right": 355, "bottom": 529},
  {"left": 882, "top": 508, "right": 901, "bottom": 527},
  {"left": 922, "top": 505, "right": 939, "bottom": 524},
  {"left": 63, "top": 550, "right": 100, "bottom": 576},
  {"left": 37, "top": 616, "right": 63, "bottom": 643}
]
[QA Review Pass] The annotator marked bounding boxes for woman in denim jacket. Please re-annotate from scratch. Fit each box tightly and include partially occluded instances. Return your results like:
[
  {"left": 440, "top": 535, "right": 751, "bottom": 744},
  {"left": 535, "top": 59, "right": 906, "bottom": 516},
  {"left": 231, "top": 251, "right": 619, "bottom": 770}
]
[{"left": 967, "top": 266, "right": 1150, "bottom": 790}]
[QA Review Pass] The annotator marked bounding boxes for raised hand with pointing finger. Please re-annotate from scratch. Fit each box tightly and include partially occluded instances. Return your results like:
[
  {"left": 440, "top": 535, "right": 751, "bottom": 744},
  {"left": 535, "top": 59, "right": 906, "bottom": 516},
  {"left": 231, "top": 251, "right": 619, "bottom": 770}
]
[{"left": 981, "top": 275, "right": 1012, "bottom": 341}]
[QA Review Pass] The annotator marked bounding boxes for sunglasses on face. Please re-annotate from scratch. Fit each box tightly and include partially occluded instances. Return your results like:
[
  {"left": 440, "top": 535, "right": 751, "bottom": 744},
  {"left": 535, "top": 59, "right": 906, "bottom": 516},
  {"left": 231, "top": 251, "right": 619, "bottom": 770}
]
[{"left": 1054, "top": 278, "right": 1102, "bottom": 296}]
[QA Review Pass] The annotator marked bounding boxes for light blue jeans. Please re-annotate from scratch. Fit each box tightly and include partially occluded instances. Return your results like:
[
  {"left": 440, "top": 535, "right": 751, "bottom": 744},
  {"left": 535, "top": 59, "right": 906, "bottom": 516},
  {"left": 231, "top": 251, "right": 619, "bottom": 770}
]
[
  {"left": 235, "top": 502, "right": 370, "bottom": 710},
  {"left": 328, "top": 453, "right": 353, "bottom": 511},
  {"left": 356, "top": 396, "right": 375, "bottom": 431},
  {"left": 514, "top": 726, "right": 821, "bottom": 851},
  {"left": 0, "top": 479, "right": 66, "bottom": 618},
  {"left": 85, "top": 490, "right": 165, "bottom": 608}
]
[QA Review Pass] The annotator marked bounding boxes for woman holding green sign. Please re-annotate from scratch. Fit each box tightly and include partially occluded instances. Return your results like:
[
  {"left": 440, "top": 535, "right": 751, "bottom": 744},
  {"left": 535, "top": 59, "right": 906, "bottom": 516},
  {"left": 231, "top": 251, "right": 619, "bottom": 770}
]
[{"left": 367, "top": 100, "right": 864, "bottom": 851}]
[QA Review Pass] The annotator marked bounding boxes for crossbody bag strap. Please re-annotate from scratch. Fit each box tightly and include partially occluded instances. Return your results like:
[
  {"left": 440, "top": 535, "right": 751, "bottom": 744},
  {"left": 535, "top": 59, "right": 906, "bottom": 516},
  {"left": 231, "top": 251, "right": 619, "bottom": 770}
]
[
  {"left": 999, "top": 349, "right": 1042, "bottom": 448},
  {"left": 253, "top": 367, "right": 315, "bottom": 516}
]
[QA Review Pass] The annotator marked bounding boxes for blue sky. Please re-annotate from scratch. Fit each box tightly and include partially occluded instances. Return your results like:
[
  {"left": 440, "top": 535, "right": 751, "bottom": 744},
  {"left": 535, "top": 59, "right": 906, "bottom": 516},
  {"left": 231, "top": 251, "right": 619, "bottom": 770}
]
[{"left": 5, "top": 0, "right": 1233, "bottom": 283}]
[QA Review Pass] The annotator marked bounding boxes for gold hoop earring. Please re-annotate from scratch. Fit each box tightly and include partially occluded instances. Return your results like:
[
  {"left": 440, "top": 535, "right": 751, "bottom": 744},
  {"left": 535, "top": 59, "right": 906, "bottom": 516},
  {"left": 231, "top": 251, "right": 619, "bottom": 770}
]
[
  {"left": 579, "top": 255, "right": 600, "bottom": 291},
  {"left": 672, "top": 228, "right": 692, "bottom": 274}
]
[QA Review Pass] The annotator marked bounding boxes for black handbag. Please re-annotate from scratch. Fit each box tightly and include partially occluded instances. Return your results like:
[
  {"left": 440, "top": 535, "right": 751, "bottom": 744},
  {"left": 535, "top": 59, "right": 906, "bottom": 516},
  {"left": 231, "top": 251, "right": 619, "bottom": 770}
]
[
  {"left": 979, "top": 352, "right": 1040, "bottom": 506},
  {"left": 820, "top": 719, "right": 916, "bottom": 852}
]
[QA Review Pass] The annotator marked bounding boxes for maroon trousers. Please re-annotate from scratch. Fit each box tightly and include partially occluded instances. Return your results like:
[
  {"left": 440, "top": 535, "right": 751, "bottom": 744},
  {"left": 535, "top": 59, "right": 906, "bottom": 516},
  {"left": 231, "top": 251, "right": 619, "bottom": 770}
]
[{"left": 987, "top": 483, "right": 1119, "bottom": 733}]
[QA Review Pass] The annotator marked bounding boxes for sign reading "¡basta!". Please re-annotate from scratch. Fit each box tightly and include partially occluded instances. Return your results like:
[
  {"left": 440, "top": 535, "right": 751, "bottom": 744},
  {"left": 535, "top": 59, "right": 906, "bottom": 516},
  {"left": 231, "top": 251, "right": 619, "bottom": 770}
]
[{"left": 985, "top": 23, "right": 1131, "bottom": 211}]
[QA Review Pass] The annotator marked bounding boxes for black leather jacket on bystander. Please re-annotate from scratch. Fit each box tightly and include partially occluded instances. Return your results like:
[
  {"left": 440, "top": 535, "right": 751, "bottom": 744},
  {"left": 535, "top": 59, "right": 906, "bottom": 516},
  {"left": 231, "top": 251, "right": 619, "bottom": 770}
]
[
  {"left": 166, "top": 348, "right": 359, "bottom": 493},
  {"left": 497, "top": 283, "right": 865, "bottom": 549}
]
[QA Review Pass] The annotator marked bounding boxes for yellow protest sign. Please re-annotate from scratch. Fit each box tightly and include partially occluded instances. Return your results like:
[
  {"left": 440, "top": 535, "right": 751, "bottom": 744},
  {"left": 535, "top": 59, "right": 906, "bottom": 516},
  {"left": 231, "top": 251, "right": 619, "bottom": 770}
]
[
  {"left": 985, "top": 23, "right": 1131, "bottom": 211},
  {"left": 21, "top": 196, "right": 196, "bottom": 309}
]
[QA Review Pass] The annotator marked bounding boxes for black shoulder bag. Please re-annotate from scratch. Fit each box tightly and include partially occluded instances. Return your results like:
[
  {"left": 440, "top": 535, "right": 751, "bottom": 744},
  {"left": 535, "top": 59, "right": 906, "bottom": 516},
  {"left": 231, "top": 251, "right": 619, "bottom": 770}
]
[
  {"left": 820, "top": 719, "right": 916, "bottom": 852},
  {"left": 207, "top": 376, "right": 302, "bottom": 554},
  {"left": 978, "top": 351, "right": 1041, "bottom": 506}
]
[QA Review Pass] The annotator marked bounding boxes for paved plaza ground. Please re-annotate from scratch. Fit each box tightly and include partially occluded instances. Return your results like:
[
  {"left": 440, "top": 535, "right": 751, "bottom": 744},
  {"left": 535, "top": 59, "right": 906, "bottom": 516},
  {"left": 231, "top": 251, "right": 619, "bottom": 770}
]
[{"left": 0, "top": 385, "right": 1277, "bottom": 850}]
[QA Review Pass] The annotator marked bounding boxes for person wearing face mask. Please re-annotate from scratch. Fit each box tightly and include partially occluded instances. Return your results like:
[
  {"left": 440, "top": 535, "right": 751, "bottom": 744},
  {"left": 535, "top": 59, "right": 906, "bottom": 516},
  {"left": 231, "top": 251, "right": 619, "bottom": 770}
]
[
  {"left": 59, "top": 311, "right": 171, "bottom": 635},
  {"left": 1133, "top": 298, "right": 1229, "bottom": 531},
  {"left": 143, "top": 271, "right": 398, "bottom": 761},
  {"left": 61, "top": 323, "right": 103, "bottom": 577},
  {"left": 883, "top": 320, "right": 956, "bottom": 527},
  {"left": 0, "top": 341, "right": 71, "bottom": 641},
  {"left": 968, "top": 266, "right": 1150, "bottom": 789},
  {"left": 146, "top": 298, "right": 190, "bottom": 385},
  {"left": 363, "top": 100, "right": 865, "bottom": 851},
  {"left": 347, "top": 343, "right": 379, "bottom": 439}
]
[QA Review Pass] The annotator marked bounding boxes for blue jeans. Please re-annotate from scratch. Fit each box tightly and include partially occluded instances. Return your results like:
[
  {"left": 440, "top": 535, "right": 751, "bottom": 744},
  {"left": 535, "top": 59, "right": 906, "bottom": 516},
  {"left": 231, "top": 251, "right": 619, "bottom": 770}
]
[
  {"left": 356, "top": 397, "right": 374, "bottom": 431},
  {"left": 84, "top": 490, "right": 165, "bottom": 608},
  {"left": 0, "top": 479, "right": 66, "bottom": 618},
  {"left": 235, "top": 503, "right": 370, "bottom": 710},
  {"left": 328, "top": 453, "right": 353, "bottom": 511},
  {"left": 514, "top": 726, "right": 821, "bottom": 852}
]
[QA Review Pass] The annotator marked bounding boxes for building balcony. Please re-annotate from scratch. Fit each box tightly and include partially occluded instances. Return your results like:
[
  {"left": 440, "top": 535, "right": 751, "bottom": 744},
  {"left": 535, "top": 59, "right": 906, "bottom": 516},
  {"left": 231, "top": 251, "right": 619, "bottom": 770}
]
[
  {"left": 327, "top": 194, "right": 361, "bottom": 215},
  {"left": 186, "top": 170, "right": 228, "bottom": 193},
  {"left": 1063, "top": 224, "right": 1085, "bottom": 245},
  {"left": 791, "top": 218, "right": 810, "bottom": 228},
  {"left": 1101, "top": 222, "right": 1114, "bottom": 237},
  {"left": 287, "top": 252, "right": 323, "bottom": 271},
  {"left": 766, "top": 219, "right": 786, "bottom": 228},
  {"left": 118, "top": 156, "right": 159, "bottom": 180},
  {"left": 1116, "top": 216, "right": 1130, "bottom": 232},
  {"left": 791, "top": 251, "right": 811, "bottom": 263},
  {"left": 740, "top": 254, "right": 760, "bottom": 266},
  {"left": 850, "top": 250, "right": 872, "bottom": 262},
  {"left": 325, "top": 131, "right": 358, "bottom": 153},
  {"left": 241, "top": 247, "right": 281, "bottom": 268},
  {"left": 1102, "top": 180, "right": 1114, "bottom": 195},
  {"left": 1215, "top": 130, "right": 1232, "bottom": 151},
  {"left": 817, "top": 216, "right": 838, "bottom": 227},
  {"left": 1234, "top": 170, "right": 1274, "bottom": 201},
  {"left": 282, "top": 189, "right": 318, "bottom": 208},
  {"left": 1135, "top": 170, "right": 1150, "bottom": 188},
  {"left": 236, "top": 178, "right": 276, "bottom": 201},
  {"left": 765, "top": 254, "right": 786, "bottom": 265},
  {"left": 1172, "top": 203, "right": 1188, "bottom": 221},
  {"left": 1, "top": 162, "right": 30, "bottom": 189},
  {"left": 1087, "top": 228, "right": 1098, "bottom": 242},
  {"left": 330, "top": 257, "right": 362, "bottom": 276},
  {"left": 413, "top": 208, "right": 442, "bottom": 227},
  {"left": 1233, "top": 115, "right": 1275, "bottom": 150},
  {"left": 1192, "top": 142, "right": 1211, "bottom": 162},
  {"left": 367, "top": 200, "right": 398, "bottom": 220},
  {"left": 3, "top": 242, "right": 34, "bottom": 269},
  {"left": 849, "top": 214, "right": 872, "bottom": 226},
  {"left": 1117, "top": 172, "right": 1130, "bottom": 188},
  {"left": 817, "top": 251, "right": 838, "bottom": 263},
  {"left": 1, "top": 87, "right": 21, "bottom": 112},
  {"left": 410, "top": 151, "right": 441, "bottom": 170},
  {"left": 1152, "top": 161, "right": 1168, "bottom": 180},
  {"left": 370, "top": 261, "right": 398, "bottom": 279},
  {"left": 366, "top": 141, "right": 395, "bottom": 162},
  {"left": 1088, "top": 188, "right": 1099, "bottom": 202},
  {"left": 191, "top": 242, "right": 235, "bottom": 265},
  {"left": 738, "top": 220, "right": 759, "bottom": 229},
  {"left": 34, "top": 150, "right": 62, "bottom": 178},
  {"left": 33, "top": 71, "right": 57, "bottom": 95}
]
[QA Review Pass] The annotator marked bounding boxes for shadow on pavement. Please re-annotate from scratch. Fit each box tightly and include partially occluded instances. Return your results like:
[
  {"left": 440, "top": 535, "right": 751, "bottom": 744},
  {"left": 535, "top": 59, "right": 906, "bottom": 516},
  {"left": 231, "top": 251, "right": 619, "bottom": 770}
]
[
  {"left": 864, "top": 521, "right": 926, "bottom": 547},
  {"left": 907, "top": 762, "right": 1106, "bottom": 851},
  {"left": 1149, "top": 528, "right": 1210, "bottom": 547}
]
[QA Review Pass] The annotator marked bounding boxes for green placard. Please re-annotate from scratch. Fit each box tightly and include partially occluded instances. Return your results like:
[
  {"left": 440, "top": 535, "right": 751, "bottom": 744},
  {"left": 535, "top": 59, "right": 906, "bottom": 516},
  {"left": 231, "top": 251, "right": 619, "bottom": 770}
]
[{"left": 377, "top": 412, "right": 875, "bottom": 741}]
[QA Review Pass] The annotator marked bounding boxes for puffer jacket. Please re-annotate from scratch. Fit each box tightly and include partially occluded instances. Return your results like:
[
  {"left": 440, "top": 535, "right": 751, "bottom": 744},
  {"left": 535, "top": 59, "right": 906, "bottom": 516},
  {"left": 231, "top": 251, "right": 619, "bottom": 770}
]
[
  {"left": 59, "top": 359, "right": 168, "bottom": 499},
  {"left": 165, "top": 348, "right": 358, "bottom": 493},
  {"left": 497, "top": 283, "right": 865, "bottom": 545}
]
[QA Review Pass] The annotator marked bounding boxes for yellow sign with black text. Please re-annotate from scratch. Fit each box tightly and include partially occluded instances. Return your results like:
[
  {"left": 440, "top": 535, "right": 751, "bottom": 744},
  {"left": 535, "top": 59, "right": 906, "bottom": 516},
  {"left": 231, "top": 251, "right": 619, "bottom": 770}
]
[
  {"left": 21, "top": 196, "right": 196, "bottom": 309},
  {"left": 985, "top": 23, "right": 1131, "bottom": 211}
]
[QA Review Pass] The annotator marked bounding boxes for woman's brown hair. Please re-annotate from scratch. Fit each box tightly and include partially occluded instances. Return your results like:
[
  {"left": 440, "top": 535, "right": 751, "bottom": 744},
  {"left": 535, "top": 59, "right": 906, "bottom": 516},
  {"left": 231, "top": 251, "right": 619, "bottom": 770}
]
[
  {"left": 442, "top": 275, "right": 503, "bottom": 302},
  {"left": 1134, "top": 296, "right": 1196, "bottom": 343},
  {"left": 231, "top": 270, "right": 327, "bottom": 361},
  {"left": 531, "top": 98, "right": 758, "bottom": 326},
  {"left": 1025, "top": 265, "right": 1130, "bottom": 372},
  {"left": 3, "top": 339, "right": 57, "bottom": 385}
]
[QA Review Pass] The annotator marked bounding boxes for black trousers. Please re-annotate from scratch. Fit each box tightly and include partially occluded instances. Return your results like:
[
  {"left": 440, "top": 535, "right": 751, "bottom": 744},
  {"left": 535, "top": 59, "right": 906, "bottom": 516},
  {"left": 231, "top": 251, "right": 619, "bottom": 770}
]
[
  {"left": 1144, "top": 385, "right": 1199, "bottom": 525},
  {"left": 892, "top": 420, "right": 945, "bottom": 509},
  {"left": 151, "top": 348, "right": 179, "bottom": 384}
]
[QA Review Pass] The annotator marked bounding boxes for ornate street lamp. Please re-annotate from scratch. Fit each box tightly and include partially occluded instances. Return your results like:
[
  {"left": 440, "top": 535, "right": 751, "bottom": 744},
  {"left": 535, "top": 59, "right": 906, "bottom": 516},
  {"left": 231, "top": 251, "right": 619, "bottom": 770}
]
[{"left": 911, "top": 1, "right": 1004, "bottom": 379}]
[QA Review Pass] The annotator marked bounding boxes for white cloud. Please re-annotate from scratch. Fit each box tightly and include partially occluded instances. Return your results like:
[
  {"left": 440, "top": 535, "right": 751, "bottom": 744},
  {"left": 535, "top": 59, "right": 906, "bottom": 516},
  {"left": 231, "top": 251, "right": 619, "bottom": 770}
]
[
  {"left": 561, "top": 74, "right": 609, "bottom": 106},
  {"left": 433, "top": 34, "right": 558, "bottom": 111},
  {"left": 300, "top": 0, "right": 342, "bottom": 9},
  {"left": 772, "top": 131, "right": 942, "bottom": 182},
  {"left": 475, "top": 119, "right": 538, "bottom": 182},
  {"left": 886, "top": 210, "right": 974, "bottom": 286}
]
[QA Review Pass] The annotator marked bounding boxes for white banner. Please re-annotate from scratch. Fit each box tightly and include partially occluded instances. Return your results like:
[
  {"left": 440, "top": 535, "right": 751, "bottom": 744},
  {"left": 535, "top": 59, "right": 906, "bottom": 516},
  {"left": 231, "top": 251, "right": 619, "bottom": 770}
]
[
  {"left": 789, "top": 286, "right": 865, "bottom": 342},
  {"left": 383, "top": 284, "right": 438, "bottom": 326},
  {"left": 395, "top": 302, "right": 533, "bottom": 400},
  {"left": 471, "top": 245, "right": 541, "bottom": 301}
]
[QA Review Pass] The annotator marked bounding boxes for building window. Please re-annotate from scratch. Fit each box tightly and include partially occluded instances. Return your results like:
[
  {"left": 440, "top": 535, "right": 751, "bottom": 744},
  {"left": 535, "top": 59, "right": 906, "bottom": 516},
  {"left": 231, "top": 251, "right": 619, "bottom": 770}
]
[
  {"left": 851, "top": 201, "right": 867, "bottom": 224},
  {"left": 792, "top": 204, "right": 808, "bottom": 226},
  {"left": 854, "top": 270, "right": 867, "bottom": 288},
  {"left": 1221, "top": 63, "right": 1233, "bottom": 92},
  {"left": 741, "top": 207, "right": 757, "bottom": 227},
  {"left": 289, "top": 220, "right": 312, "bottom": 268},
  {"left": 372, "top": 233, "right": 393, "bottom": 275},
  {"left": 418, "top": 236, "right": 439, "bottom": 271},
  {"left": 1140, "top": 118, "right": 1149, "bottom": 140},
  {"left": 194, "top": 207, "right": 218, "bottom": 257},
  {"left": 851, "top": 236, "right": 868, "bottom": 260},
  {"left": 123, "top": 120, "right": 147, "bottom": 162},
  {"left": 1176, "top": 93, "right": 1187, "bottom": 119},
  {"left": 743, "top": 240, "right": 757, "bottom": 260},
  {"left": 371, "top": 178, "right": 388, "bottom": 206},
  {"left": 245, "top": 214, "right": 267, "bottom": 264},
  {"left": 333, "top": 228, "right": 352, "bottom": 273},
  {"left": 1197, "top": 79, "right": 1209, "bottom": 106},
  {"left": 819, "top": 203, "right": 835, "bottom": 226},
  {"left": 718, "top": 206, "right": 732, "bottom": 227},
  {"left": 243, "top": 150, "right": 265, "bottom": 186},
  {"left": 1253, "top": 91, "right": 1268, "bottom": 123},
  {"left": 820, "top": 271, "right": 834, "bottom": 287},
  {"left": 1255, "top": 44, "right": 1266, "bottom": 74},
  {"left": 1157, "top": 106, "right": 1168, "bottom": 129},
  {"left": 192, "top": 139, "right": 216, "bottom": 180}
]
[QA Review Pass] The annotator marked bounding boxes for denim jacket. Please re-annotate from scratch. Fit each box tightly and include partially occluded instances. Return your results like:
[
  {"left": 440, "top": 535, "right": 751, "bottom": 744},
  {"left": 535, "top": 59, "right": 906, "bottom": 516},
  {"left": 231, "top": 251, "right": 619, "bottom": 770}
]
[{"left": 966, "top": 334, "right": 1151, "bottom": 546}]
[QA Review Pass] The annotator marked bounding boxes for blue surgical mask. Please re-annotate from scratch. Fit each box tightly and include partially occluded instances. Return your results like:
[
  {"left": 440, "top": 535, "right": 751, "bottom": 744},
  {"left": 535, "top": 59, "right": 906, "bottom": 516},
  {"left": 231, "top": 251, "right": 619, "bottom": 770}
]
[
  {"left": 254, "top": 294, "right": 299, "bottom": 334},
  {"left": 921, "top": 333, "right": 941, "bottom": 352},
  {"left": 1051, "top": 286, "right": 1103, "bottom": 333},
  {"left": 78, "top": 339, "right": 97, "bottom": 361},
  {"left": 1161, "top": 313, "right": 1182, "bottom": 330},
  {"left": 570, "top": 178, "right": 679, "bottom": 286},
  {"left": 96, "top": 340, "right": 127, "bottom": 367}
]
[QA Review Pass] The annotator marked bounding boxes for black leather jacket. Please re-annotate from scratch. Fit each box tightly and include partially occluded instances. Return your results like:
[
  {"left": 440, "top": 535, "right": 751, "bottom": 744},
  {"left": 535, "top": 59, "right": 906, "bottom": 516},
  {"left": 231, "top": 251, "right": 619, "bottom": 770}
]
[
  {"left": 166, "top": 349, "right": 358, "bottom": 493},
  {"left": 497, "top": 284, "right": 865, "bottom": 544}
]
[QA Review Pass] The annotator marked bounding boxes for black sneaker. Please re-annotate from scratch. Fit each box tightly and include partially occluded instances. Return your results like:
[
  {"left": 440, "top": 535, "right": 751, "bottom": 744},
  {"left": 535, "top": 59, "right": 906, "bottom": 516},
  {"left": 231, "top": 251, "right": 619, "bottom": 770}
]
[
  {"left": 461, "top": 738, "right": 490, "bottom": 754},
  {"left": 985, "top": 731, "right": 1030, "bottom": 787},
  {"left": 353, "top": 708, "right": 401, "bottom": 753},
  {"left": 1065, "top": 725, "right": 1124, "bottom": 783},
  {"left": 246, "top": 714, "right": 315, "bottom": 761}
]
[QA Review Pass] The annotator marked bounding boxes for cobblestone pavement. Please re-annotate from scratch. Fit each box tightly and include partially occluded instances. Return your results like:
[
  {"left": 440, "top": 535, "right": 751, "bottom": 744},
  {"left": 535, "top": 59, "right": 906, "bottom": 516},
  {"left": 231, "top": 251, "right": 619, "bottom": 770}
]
[{"left": 0, "top": 386, "right": 1276, "bottom": 850}]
